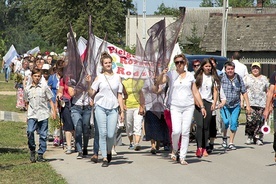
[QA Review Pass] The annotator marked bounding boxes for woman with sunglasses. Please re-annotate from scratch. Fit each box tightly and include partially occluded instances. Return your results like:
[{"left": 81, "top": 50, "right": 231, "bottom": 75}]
[
  {"left": 156, "top": 54, "right": 206, "bottom": 165},
  {"left": 194, "top": 58, "right": 220, "bottom": 157}
]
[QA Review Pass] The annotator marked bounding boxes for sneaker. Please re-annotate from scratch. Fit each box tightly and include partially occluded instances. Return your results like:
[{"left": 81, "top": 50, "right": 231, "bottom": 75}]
[
  {"left": 102, "top": 160, "right": 108, "bottom": 167},
  {"left": 53, "top": 138, "right": 59, "bottom": 146},
  {"left": 222, "top": 138, "right": 227, "bottom": 148},
  {"left": 30, "top": 151, "right": 36, "bottom": 163},
  {"left": 77, "top": 152, "right": 83, "bottom": 159},
  {"left": 228, "top": 143, "right": 237, "bottom": 150},
  {"left": 134, "top": 143, "right": 141, "bottom": 151},
  {"left": 128, "top": 143, "right": 134, "bottom": 150},
  {"left": 66, "top": 146, "right": 72, "bottom": 154},
  {"left": 37, "top": 154, "right": 47, "bottom": 162},
  {"left": 256, "top": 140, "right": 263, "bottom": 146},
  {"left": 112, "top": 149, "right": 117, "bottom": 156},
  {"left": 142, "top": 135, "right": 146, "bottom": 141},
  {"left": 245, "top": 137, "right": 253, "bottom": 145}
]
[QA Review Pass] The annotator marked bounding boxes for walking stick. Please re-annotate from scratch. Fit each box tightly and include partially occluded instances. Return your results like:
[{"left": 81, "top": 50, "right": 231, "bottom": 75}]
[{"left": 57, "top": 96, "right": 64, "bottom": 150}]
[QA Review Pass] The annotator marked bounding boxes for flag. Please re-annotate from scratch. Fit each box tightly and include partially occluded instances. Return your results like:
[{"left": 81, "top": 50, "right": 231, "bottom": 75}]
[
  {"left": 77, "top": 36, "right": 87, "bottom": 62},
  {"left": 63, "top": 24, "right": 83, "bottom": 90},
  {"left": 27, "top": 46, "right": 40, "bottom": 56},
  {"left": 3, "top": 45, "right": 18, "bottom": 66}
]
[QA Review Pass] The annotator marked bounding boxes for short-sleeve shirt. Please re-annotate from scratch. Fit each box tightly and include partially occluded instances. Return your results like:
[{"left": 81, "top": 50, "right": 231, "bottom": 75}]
[
  {"left": 48, "top": 74, "right": 59, "bottom": 103},
  {"left": 92, "top": 73, "right": 122, "bottom": 110},
  {"left": 59, "top": 77, "right": 71, "bottom": 100},
  {"left": 221, "top": 73, "right": 246, "bottom": 108},
  {"left": 24, "top": 82, "right": 53, "bottom": 121},
  {"left": 243, "top": 74, "right": 269, "bottom": 108},
  {"left": 122, "top": 78, "right": 144, "bottom": 108},
  {"left": 167, "top": 70, "right": 195, "bottom": 108}
]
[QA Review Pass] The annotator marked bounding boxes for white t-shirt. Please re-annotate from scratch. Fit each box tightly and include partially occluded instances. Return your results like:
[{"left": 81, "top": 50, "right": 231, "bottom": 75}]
[
  {"left": 199, "top": 73, "right": 213, "bottom": 103},
  {"left": 167, "top": 70, "right": 195, "bottom": 108},
  {"left": 92, "top": 73, "right": 122, "bottom": 109}
]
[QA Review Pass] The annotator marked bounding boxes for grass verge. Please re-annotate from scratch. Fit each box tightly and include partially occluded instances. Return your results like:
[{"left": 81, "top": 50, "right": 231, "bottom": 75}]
[
  {"left": 0, "top": 121, "right": 67, "bottom": 184},
  {"left": 0, "top": 94, "right": 22, "bottom": 113},
  {"left": 0, "top": 73, "right": 17, "bottom": 91}
]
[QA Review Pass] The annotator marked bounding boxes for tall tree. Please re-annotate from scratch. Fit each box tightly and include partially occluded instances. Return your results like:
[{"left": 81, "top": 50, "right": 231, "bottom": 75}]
[
  {"left": 1, "top": 0, "right": 135, "bottom": 54},
  {"left": 154, "top": 3, "right": 181, "bottom": 17},
  {"left": 200, "top": 0, "right": 214, "bottom": 7},
  {"left": 182, "top": 23, "right": 205, "bottom": 55}
]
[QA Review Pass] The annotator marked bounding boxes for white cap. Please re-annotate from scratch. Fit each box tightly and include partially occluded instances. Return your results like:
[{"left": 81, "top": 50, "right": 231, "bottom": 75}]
[
  {"left": 42, "top": 64, "right": 50, "bottom": 70},
  {"left": 50, "top": 52, "right": 55, "bottom": 56},
  {"left": 23, "top": 54, "right": 29, "bottom": 58},
  {"left": 64, "top": 46, "right": 67, "bottom": 50}
]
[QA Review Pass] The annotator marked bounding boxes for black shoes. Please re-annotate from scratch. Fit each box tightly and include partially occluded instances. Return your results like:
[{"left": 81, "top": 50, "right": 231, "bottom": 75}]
[
  {"left": 107, "top": 153, "right": 112, "bottom": 163},
  {"left": 83, "top": 148, "right": 88, "bottom": 156},
  {"left": 30, "top": 151, "right": 36, "bottom": 163},
  {"left": 102, "top": 160, "right": 108, "bottom": 167},
  {"left": 77, "top": 152, "right": 83, "bottom": 159},
  {"left": 206, "top": 143, "right": 214, "bottom": 154},
  {"left": 37, "top": 154, "right": 47, "bottom": 162}
]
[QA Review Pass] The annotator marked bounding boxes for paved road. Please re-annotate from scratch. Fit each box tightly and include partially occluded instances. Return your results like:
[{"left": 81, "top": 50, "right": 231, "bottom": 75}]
[{"left": 48, "top": 125, "right": 275, "bottom": 184}]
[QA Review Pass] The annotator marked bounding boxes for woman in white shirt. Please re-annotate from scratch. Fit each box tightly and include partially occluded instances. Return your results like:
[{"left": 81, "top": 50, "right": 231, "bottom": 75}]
[
  {"left": 89, "top": 52, "right": 124, "bottom": 167},
  {"left": 156, "top": 54, "right": 206, "bottom": 165},
  {"left": 194, "top": 58, "right": 220, "bottom": 157}
]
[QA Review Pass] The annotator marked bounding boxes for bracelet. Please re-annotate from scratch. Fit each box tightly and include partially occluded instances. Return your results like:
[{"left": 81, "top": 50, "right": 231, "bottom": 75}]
[{"left": 200, "top": 106, "right": 205, "bottom": 109}]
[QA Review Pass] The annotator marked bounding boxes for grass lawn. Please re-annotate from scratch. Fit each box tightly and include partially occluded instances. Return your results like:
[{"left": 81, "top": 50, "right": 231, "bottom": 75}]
[
  {"left": 0, "top": 94, "right": 22, "bottom": 113},
  {"left": 0, "top": 121, "right": 67, "bottom": 184},
  {"left": 0, "top": 73, "right": 17, "bottom": 91}
]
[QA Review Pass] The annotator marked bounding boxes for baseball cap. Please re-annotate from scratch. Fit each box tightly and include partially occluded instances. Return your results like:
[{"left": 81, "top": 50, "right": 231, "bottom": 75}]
[{"left": 251, "top": 62, "right": 261, "bottom": 68}]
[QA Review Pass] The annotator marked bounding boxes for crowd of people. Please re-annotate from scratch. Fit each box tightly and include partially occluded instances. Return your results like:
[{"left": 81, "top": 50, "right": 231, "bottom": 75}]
[{"left": 2, "top": 49, "right": 276, "bottom": 165}]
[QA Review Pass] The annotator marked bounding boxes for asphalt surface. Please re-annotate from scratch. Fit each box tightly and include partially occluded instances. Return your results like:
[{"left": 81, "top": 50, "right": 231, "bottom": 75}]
[
  {"left": 47, "top": 125, "right": 275, "bottom": 184},
  {"left": 1, "top": 90, "right": 275, "bottom": 183}
]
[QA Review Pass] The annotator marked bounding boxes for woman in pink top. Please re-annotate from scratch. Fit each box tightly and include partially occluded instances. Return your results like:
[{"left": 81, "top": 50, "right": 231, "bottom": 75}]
[{"left": 57, "top": 71, "right": 75, "bottom": 154}]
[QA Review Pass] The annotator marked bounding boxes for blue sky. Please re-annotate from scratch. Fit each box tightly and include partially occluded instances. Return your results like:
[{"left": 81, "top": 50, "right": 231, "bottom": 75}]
[{"left": 133, "top": 0, "right": 202, "bottom": 15}]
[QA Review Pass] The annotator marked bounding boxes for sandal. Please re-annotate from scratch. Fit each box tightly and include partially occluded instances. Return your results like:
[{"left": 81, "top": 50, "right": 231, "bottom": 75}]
[
  {"left": 180, "top": 159, "right": 188, "bottom": 165},
  {"left": 171, "top": 154, "right": 177, "bottom": 161},
  {"left": 90, "top": 155, "right": 98, "bottom": 163}
]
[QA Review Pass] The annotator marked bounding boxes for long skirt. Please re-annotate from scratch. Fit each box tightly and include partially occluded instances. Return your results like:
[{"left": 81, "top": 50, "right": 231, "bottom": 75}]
[
  {"left": 145, "top": 111, "right": 169, "bottom": 143},
  {"left": 245, "top": 106, "right": 264, "bottom": 139}
]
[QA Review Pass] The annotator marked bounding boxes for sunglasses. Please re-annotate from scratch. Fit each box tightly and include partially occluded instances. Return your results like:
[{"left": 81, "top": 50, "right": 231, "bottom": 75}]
[
  {"left": 193, "top": 64, "right": 200, "bottom": 67},
  {"left": 174, "top": 60, "right": 185, "bottom": 65}
]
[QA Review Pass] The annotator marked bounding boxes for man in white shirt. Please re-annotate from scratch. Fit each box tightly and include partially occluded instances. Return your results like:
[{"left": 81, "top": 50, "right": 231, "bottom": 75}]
[{"left": 222, "top": 52, "right": 248, "bottom": 78}]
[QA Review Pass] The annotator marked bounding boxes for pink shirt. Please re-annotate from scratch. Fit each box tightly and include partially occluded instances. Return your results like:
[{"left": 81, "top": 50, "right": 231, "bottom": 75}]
[{"left": 60, "top": 77, "right": 71, "bottom": 100}]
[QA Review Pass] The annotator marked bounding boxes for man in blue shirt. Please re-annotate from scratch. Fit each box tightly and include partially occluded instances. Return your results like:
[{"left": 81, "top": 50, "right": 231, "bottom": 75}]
[{"left": 220, "top": 61, "right": 251, "bottom": 150}]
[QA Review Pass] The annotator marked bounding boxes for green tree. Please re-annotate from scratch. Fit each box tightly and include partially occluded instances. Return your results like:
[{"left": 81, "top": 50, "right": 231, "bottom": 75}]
[
  {"left": 154, "top": 3, "right": 181, "bottom": 17},
  {"left": 200, "top": 0, "right": 214, "bottom": 7},
  {"left": 1, "top": 0, "right": 135, "bottom": 54},
  {"left": 182, "top": 23, "right": 205, "bottom": 54}
]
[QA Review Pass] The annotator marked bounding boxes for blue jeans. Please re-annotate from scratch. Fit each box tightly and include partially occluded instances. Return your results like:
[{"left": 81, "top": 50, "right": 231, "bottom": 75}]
[
  {"left": 27, "top": 118, "right": 48, "bottom": 155},
  {"left": 220, "top": 105, "right": 241, "bottom": 131},
  {"left": 71, "top": 105, "right": 92, "bottom": 152},
  {"left": 94, "top": 105, "right": 118, "bottom": 158},
  {"left": 93, "top": 113, "right": 99, "bottom": 155},
  {"left": 4, "top": 66, "right": 11, "bottom": 81}
]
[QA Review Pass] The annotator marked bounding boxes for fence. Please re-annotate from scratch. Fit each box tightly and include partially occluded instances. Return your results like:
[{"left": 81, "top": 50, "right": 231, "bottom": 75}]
[{"left": 236, "top": 58, "right": 276, "bottom": 78}]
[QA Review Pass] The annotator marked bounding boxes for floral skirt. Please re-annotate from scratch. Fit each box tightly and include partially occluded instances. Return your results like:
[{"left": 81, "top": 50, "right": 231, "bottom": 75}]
[
  {"left": 245, "top": 106, "right": 264, "bottom": 139},
  {"left": 16, "top": 87, "right": 25, "bottom": 109}
]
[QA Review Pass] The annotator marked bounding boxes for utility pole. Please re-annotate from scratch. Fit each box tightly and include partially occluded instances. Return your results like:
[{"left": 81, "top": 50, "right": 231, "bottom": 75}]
[
  {"left": 221, "top": 0, "right": 229, "bottom": 57},
  {"left": 142, "top": 0, "right": 146, "bottom": 47}
]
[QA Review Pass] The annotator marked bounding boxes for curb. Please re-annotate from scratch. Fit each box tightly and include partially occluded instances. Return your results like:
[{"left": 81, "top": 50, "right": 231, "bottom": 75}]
[{"left": 0, "top": 111, "right": 26, "bottom": 122}]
